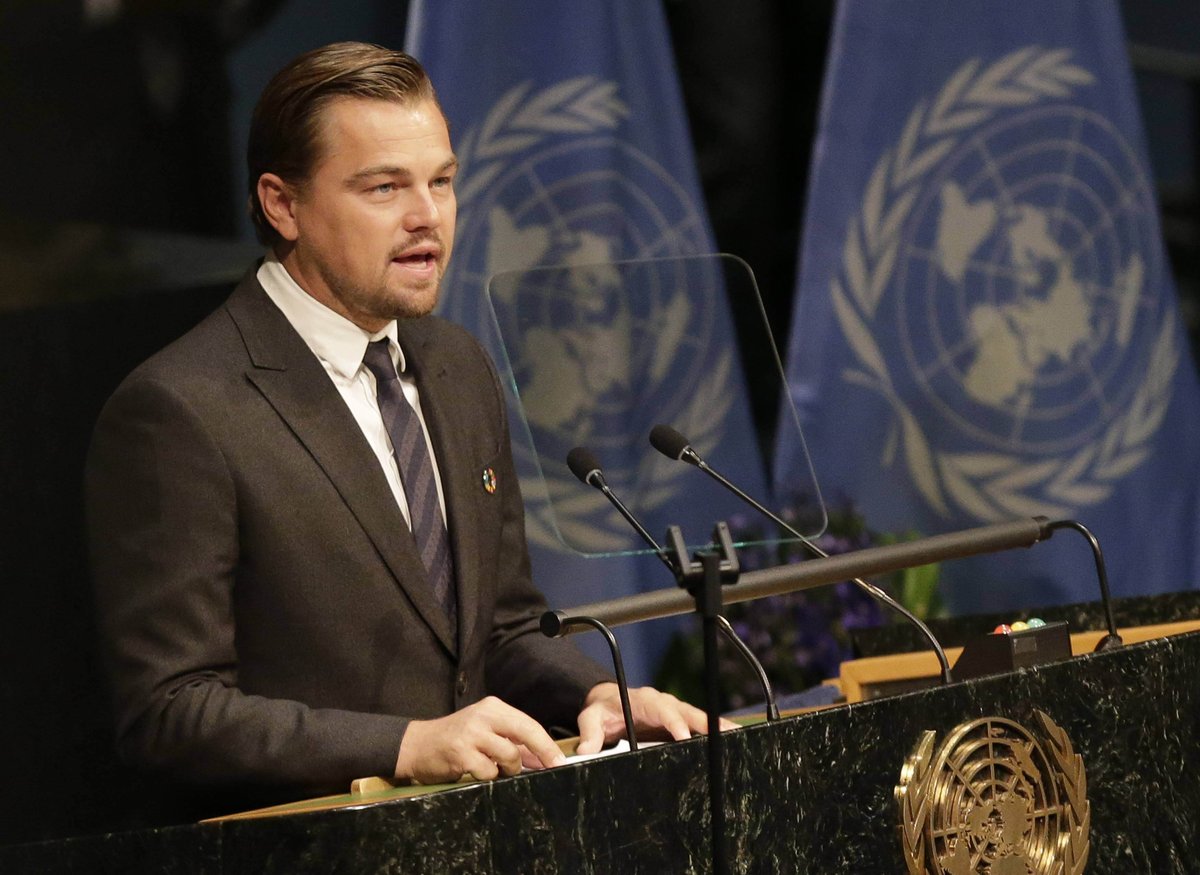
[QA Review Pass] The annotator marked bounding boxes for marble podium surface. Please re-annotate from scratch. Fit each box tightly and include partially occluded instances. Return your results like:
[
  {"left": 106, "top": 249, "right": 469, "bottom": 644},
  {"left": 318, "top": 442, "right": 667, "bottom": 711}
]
[{"left": 3, "top": 628, "right": 1198, "bottom": 873}]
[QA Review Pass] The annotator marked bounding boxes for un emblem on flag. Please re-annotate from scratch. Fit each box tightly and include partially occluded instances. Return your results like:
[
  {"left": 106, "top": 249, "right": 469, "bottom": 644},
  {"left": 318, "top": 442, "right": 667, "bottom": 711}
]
[
  {"left": 443, "top": 79, "right": 722, "bottom": 551},
  {"left": 833, "top": 48, "right": 1180, "bottom": 521}
]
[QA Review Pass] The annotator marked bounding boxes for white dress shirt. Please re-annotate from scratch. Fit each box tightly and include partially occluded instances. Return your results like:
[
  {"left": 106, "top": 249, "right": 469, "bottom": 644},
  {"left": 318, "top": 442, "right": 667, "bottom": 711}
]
[{"left": 257, "top": 254, "right": 448, "bottom": 528}]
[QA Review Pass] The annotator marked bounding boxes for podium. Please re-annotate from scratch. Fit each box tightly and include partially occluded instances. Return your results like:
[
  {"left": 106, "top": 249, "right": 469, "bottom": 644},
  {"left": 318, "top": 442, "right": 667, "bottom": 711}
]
[{"left": 3, "top": 626, "right": 1199, "bottom": 873}]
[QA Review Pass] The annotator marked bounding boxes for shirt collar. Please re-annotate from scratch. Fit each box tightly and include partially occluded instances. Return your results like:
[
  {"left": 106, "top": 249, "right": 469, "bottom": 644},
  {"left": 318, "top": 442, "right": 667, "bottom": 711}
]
[{"left": 257, "top": 252, "right": 408, "bottom": 377}]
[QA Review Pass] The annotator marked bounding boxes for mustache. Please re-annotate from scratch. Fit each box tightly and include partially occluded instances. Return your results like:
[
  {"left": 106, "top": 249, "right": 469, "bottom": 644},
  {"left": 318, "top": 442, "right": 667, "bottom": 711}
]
[{"left": 389, "top": 232, "right": 444, "bottom": 259}]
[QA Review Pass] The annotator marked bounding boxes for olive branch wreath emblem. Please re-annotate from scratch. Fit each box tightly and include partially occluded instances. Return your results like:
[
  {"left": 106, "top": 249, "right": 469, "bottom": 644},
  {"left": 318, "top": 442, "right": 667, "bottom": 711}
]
[
  {"left": 896, "top": 710, "right": 1089, "bottom": 875},
  {"left": 1037, "top": 711, "right": 1090, "bottom": 875},
  {"left": 455, "top": 79, "right": 732, "bottom": 551},
  {"left": 833, "top": 46, "right": 1178, "bottom": 522}
]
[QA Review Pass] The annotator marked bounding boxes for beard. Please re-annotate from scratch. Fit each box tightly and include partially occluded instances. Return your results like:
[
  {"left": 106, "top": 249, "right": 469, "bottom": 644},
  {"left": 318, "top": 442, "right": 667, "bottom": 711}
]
[{"left": 317, "top": 242, "right": 446, "bottom": 324}]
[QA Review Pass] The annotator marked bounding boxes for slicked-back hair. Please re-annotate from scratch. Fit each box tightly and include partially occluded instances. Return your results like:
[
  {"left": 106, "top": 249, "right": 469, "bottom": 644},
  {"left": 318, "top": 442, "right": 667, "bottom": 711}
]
[{"left": 247, "top": 42, "right": 439, "bottom": 246}]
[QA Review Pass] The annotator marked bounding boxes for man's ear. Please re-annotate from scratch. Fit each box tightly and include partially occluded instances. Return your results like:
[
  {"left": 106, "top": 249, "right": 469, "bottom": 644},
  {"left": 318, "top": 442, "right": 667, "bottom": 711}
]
[{"left": 257, "top": 173, "right": 300, "bottom": 242}]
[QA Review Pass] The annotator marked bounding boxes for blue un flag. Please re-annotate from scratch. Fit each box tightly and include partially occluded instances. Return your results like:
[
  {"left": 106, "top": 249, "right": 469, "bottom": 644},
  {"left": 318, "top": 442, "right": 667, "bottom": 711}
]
[
  {"left": 775, "top": 1, "right": 1200, "bottom": 612},
  {"left": 407, "top": 1, "right": 771, "bottom": 678}
]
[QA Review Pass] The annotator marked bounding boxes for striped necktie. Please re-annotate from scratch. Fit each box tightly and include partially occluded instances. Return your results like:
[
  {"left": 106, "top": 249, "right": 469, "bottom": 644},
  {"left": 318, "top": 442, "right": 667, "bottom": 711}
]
[{"left": 362, "top": 339, "right": 457, "bottom": 638}]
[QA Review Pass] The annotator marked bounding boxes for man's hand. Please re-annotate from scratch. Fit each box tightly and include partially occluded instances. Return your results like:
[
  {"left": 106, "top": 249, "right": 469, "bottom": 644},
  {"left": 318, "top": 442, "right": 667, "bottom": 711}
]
[
  {"left": 575, "top": 683, "right": 736, "bottom": 755},
  {"left": 394, "top": 696, "right": 567, "bottom": 784}
]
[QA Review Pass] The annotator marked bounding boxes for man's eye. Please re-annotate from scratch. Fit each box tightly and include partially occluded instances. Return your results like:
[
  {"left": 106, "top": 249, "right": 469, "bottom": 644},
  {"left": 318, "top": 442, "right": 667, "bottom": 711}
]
[
  {"left": 433, "top": 176, "right": 453, "bottom": 189},
  {"left": 372, "top": 183, "right": 395, "bottom": 194}
]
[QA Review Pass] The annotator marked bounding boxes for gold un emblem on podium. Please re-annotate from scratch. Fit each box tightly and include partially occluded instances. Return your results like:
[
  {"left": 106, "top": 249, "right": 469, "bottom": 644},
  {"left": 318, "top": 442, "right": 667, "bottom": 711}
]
[{"left": 896, "top": 711, "right": 1089, "bottom": 874}]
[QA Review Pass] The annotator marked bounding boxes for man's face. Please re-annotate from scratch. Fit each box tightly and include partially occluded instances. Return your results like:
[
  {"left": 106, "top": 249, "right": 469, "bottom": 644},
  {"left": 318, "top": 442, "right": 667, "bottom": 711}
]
[{"left": 275, "top": 96, "right": 457, "bottom": 331}]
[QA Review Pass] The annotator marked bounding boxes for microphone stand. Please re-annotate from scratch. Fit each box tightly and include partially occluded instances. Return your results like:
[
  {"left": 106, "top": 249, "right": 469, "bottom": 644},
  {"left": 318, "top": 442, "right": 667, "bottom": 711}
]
[
  {"left": 702, "top": 463, "right": 952, "bottom": 684},
  {"left": 561, "top": 447, "right": 780, "bottom": 719},
  {"left": 666, "top": 521, "right": 739, "bottom": 875},
  {"left": 1046, "top": 519, "right": 1123, "bottom": 651},
  {"left": 649, "top": 425, "right": 952, "bottom": 684},
  {"left": 540, "top": 613, "right": 637, "bottom": 750},
  {"left": 716, "top": 615, "right": 780, "bottom": 722}
]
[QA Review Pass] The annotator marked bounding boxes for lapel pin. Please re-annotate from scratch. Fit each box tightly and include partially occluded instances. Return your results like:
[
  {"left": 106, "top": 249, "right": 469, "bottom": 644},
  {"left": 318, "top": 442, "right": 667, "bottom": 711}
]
[{"left": 482, "top": 467, "right": 498, "bottom": 494}]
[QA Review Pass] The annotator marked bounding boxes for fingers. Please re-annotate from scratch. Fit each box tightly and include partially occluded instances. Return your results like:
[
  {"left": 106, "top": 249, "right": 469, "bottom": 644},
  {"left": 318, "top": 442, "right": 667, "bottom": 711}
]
[
  {"left": 575, "top": 703, "right": 606, "bottom": 755},
  {"left": 474, "top": 733, "right": 523, "bottom": 778},
  {"left": 665, "top": 695, "right": 700, "bottom": 740},
  {"left": 665, "top": 696, "right": 710, "bottom": 740},
  {"left": 630, "top": 688, "right": 703, "bottom": 741},
  {"left": 577, "top": 684, "right": 740, "bottom": 752},
  {"left": 461, "top": 750, "right": 500, "bottom": 782},
  {"left": 518, "top": 743, "right": 548, "bottom": 771},
  {"left": 395, "top": 688, "right": 734, "bottom": 786},
  {"left": 477, "top": 699, "right": 565, "bottom": 770},
  {"left": 395, "top": 697, "right": 565, "bottom": 784}
]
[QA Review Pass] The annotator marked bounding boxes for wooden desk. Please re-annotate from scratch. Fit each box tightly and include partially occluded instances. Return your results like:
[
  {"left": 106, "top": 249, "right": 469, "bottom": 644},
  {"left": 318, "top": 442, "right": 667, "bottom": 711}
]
[{"left": 834, "top": 618, "right": 1200, "bottom": 702}]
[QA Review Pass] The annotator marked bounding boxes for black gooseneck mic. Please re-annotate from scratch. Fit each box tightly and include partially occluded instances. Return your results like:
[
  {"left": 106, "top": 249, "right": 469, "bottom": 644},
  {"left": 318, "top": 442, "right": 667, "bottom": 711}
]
[
  {"left": 1043, "top": 519, "right": 1123, "bottom": 652},
  {"left": 566, "top": 447, "right": 670, "bottom": 571},
  {"left": 649, "top": 424, "right": 955, "bottom": 684},
  {"left": 567, "top": 446, "right": 780, "bottom": 720}
]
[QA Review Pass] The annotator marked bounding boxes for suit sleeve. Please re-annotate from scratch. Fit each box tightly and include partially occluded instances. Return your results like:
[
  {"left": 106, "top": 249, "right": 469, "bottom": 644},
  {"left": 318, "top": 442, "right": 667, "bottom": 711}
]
[
  {"left": 86, "top": 375, "right": 406, "bottom": 794},
  {"left": 466, "top": 340, "right": 614, "bottom": 727}
]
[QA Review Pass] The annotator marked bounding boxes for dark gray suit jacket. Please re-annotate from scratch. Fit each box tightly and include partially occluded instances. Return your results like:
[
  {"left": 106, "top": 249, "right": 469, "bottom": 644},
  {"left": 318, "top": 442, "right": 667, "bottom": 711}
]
[{"left": 86, "top": 270, "right": 608, "bottom": 802}]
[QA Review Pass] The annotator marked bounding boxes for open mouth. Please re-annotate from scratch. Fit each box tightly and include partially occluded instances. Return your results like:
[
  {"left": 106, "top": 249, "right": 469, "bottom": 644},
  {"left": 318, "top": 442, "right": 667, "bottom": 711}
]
[
  {"left": 394, "top": 252, "right": 436, "bottom": 266},
  {"left": 392, "top": 250, "right": 439, "bottom": 274}
]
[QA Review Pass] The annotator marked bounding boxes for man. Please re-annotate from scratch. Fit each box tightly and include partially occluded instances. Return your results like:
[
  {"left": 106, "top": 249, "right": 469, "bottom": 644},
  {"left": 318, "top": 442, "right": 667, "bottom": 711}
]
[{"left": 86, "top": 42, "right": 709, "bottom": 811}]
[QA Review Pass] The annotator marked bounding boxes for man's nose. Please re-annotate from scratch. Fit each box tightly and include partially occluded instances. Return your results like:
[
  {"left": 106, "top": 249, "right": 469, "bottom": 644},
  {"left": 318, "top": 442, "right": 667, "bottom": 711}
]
[{"left": 403, "top": 189, "right": 442, "bottom": 231}]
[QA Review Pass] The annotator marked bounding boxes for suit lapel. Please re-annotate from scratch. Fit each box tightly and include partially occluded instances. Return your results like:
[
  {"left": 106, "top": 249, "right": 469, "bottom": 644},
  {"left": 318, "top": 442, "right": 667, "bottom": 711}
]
[
  {"left": 398, "top": 320, "right": 484, "bottom": 657},
  {"left": 225, "top": 276, "right": 458, "bottom": 654}
]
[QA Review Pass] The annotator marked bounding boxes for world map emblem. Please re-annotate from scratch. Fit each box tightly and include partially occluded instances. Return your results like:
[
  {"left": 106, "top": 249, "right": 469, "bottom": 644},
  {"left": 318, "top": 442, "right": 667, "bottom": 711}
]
[
  {"left": 833, "top": 47, "right": 1179, "bottom": 521},
  {"left": 896, "top": 712, "right": 1090, "bottom": 875},
  {"left": 443, "top": 78, "right": 731, "bottom": 551}
]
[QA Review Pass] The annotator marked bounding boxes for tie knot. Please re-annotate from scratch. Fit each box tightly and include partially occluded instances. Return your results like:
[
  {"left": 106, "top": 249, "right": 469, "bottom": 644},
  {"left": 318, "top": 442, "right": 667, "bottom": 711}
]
[{"left": 363, "top": 339, "right": 398, "bottom": 383}]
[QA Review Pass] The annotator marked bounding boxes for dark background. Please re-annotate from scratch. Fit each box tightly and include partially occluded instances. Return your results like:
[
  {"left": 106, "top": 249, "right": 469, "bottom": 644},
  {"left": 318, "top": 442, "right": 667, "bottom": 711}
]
[{"left": 2, "top": 0, "right": 1197, "bottom": 845}]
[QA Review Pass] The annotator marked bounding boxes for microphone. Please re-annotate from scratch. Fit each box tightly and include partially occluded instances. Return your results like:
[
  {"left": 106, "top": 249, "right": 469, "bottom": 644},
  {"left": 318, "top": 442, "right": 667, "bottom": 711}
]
[
  {"left": 651, "top": 425, "right": 1122, "bottom": 656},
  {"left": 649, "top": 424, "right": 954, "bottom": 684},
  {"left": 1043, "top": 520, "right": 1122, "bottom": 652},
  {"left": 648, "top": 425, "right": 701, "bottom": 466},
  {"left": 566, "top": 446, "right": 780, "bottom": 720},
  {"left": 566, "top": 446, "right": 604, "bottom": 488},
  {"left": 567, "top": 447, "right": 673, "bottom": 573}
]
